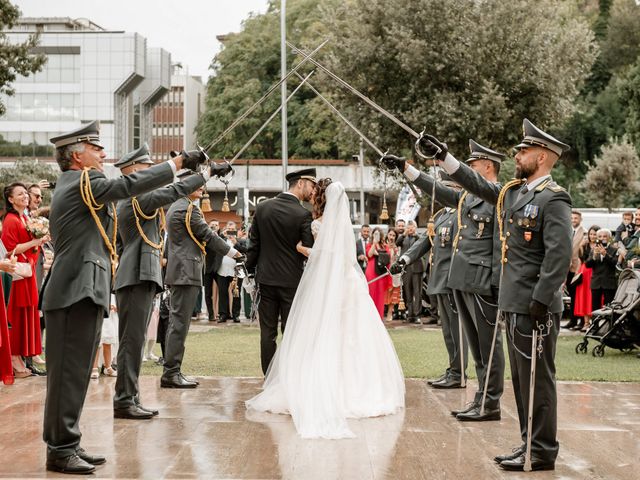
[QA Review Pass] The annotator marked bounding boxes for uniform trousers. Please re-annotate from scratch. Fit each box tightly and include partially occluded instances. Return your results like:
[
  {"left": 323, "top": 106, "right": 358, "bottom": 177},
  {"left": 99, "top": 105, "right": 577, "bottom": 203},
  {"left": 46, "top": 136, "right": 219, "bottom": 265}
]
[
  {"left": 257, "top": 283, "right": 297, "bottom": 374},
  {"left": 505, "top": 312, "right": 560, "bottom": 462},
  {"left": 435, "top": 293, "right": 468, "bottom": 380},
  {"left": 43, "top": 299, "right": 103, "bottom": 459},
  {"left": 162, "top": 285, "right": 200, "bottom": 379},
  {"left": 452, "top": 289, "right": 504, "bottom": 409},
  {"left": 114, "top": 281, "right": 157, "bottom": 408},
  {"left": 403, "top": 271, "right": 423, "bottom": 318}
]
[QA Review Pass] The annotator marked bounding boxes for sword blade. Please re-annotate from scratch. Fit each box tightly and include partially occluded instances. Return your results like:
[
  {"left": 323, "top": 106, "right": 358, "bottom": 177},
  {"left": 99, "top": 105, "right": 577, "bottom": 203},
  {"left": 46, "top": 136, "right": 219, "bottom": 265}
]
[
  {"left": 524, "top": 328, "right": 538, "bottom": 472},
  {"left": 288, "top": 42, "right": 420, "bottom": 139},
  {"left": 203, "top": 39, "right": 328, "bottom": 154},
  {"left": 229, "top": 71, "right": 315, "bottom": 164}
]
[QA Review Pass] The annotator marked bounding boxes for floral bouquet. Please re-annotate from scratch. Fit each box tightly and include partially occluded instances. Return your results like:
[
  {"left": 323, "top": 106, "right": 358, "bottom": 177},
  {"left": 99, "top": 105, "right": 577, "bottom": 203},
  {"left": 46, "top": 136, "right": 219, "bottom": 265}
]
[{"left": 26, "top": 216, "right": 50, "bottom": 239}]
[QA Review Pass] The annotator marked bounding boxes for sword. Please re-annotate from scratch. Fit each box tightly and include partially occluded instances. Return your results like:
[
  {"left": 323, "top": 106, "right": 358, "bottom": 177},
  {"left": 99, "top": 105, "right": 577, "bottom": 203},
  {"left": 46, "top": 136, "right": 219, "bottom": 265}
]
[
  {"left": 228, "top": 71, "right": 315, "bottom": 165},
  {"left": 367, "top": 269, "right": 391, "bottom": 285},
  {"left": 292, "top": 72, "right": 422, "bottom": 200},
  {"left": 524, "top": 326, "right": 540, "bottom": 472},
  {"left": 201, "top": 39, "right": 328, "bottom": 155}
]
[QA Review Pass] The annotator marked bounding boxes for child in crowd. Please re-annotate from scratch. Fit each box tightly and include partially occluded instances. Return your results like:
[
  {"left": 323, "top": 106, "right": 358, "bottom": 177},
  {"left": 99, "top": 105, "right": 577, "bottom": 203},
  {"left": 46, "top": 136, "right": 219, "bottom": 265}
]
[{"left": 91, "top": 295, "right": 118, "bottom": 379}]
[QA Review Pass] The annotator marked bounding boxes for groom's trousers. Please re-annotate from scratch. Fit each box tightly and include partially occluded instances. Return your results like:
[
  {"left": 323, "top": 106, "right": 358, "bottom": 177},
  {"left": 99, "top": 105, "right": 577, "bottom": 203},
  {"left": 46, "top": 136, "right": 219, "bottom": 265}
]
[{"left": 258, "top": 283, "right": 297, "bottom": 374}]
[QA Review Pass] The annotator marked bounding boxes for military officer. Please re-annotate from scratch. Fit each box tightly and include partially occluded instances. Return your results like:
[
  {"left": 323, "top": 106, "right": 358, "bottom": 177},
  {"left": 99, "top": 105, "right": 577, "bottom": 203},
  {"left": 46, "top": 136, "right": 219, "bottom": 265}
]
[
  {"left": 385, "top": 139, "right": 506, "bottom": 421},
  {"left": 42, "top": 121, "right": 197, "bottom": 474},
  {"left": 416, "top": 119, "right": 572, "bottom": 471},
  {"left": 162, "top": 178, "right": 240, "bottom": 388},
  {"left": 391, "top": 175, "right": 468, "bottom": 388},
  {"left": 113, "top": 143, "right": 232, "bottom": 418}
]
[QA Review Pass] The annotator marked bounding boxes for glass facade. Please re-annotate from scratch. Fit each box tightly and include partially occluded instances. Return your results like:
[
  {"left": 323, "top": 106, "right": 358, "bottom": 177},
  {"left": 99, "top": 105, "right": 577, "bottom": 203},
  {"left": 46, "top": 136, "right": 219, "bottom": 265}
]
[{"left": 0, "top": 22, "right": 171, "bottom": 160}]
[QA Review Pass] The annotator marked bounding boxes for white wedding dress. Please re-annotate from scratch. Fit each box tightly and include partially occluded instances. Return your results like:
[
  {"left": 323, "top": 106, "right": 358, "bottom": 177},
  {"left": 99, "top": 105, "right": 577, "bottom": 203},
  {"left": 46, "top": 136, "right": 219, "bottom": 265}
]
[{"left": 246, "top": 182, "right": 405, "bottom": 439}]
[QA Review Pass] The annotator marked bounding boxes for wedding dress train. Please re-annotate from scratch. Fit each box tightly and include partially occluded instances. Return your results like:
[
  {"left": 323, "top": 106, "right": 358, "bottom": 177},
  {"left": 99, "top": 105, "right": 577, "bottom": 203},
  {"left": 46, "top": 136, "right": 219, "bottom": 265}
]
[{"left": 246, "top": 182, "right": 405, "bottom": 439}]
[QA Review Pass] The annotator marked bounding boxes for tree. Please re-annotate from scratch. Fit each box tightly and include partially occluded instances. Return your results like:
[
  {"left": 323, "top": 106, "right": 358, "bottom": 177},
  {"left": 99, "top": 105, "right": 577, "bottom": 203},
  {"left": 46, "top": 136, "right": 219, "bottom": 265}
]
[
  {"left": 0, "top": 0, "right": 46, "bottom": 116},
  {"left": 0, "top": 159, "right": 58, "bottom": 210},
  {"left": 579, "top": 138, "right": 640, "bottom": 209},
  {"left": 198, "top": 0, "right": 597, "bottom": 165}
]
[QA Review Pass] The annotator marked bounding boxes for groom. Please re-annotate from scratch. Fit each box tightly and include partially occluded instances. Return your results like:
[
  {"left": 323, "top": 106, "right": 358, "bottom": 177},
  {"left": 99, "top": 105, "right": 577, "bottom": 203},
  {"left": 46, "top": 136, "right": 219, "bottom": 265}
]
[{"left": 246, "top": 168, "right": 316, "bottom": 374}]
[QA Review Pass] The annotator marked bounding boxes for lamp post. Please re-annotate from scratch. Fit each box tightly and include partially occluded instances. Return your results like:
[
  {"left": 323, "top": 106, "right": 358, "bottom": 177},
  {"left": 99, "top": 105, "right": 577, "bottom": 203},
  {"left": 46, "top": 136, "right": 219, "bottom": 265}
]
[
  {"left": 359, "top": 137, "right": 365, "bottom": 224},
  {"left": 281, "top": 0, "right": 288, "bottom": 191}
]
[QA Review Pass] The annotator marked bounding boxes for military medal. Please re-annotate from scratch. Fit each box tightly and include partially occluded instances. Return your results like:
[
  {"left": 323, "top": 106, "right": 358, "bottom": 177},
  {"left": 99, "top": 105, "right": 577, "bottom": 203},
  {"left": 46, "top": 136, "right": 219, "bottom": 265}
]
[
  {"left": 524, "top": 231, "right": 532, "bottom": 242},
  {"left": 476, "top": 222, "right": 485, "bottom": 238}
]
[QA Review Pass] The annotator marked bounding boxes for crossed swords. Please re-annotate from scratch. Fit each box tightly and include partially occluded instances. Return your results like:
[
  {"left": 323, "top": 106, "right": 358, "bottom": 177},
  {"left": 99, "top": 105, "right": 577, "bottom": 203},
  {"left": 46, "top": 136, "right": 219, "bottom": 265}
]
[{"left": 203, "top": 39, "right": 539, "bottom": 473}]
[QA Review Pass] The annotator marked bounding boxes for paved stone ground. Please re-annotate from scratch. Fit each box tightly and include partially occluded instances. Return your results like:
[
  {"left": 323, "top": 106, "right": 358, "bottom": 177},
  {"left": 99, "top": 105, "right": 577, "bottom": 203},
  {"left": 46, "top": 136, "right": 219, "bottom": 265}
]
[{"left": 1, "top": 377, "right": 638, "bottom": 479}]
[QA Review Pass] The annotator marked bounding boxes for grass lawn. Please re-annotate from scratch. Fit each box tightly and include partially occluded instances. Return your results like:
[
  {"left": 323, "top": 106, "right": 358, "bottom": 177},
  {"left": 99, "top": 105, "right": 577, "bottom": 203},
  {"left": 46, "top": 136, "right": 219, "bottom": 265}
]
[{"left": 140, "top": 325, "right": 640, "bottom": 382}]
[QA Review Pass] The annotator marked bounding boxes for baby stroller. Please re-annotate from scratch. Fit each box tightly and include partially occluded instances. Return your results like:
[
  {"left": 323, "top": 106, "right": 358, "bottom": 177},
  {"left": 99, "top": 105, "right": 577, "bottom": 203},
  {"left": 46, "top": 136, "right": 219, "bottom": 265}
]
[{"left": 576, "top": 268, "right": 640, "bottom": 357}]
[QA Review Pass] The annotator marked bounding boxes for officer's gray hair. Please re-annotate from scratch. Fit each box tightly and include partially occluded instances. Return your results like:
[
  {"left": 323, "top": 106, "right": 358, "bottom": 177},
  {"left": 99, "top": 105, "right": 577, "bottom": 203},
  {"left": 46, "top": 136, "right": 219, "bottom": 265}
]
[
  {"left": 55, "top": 143, "right": 85, "bottom": 171},
  {"left": 597, "top": 228, "right": 612, "bottom": 239},
  {"left": 407, "top": 220, "right": 417, "bottom": 226}
]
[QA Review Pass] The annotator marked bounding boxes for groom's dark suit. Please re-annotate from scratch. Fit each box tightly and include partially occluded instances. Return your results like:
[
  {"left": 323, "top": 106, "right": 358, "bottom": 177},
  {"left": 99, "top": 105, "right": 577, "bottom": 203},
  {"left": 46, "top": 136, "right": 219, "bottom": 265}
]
[{"left": 246, "top": 192, "right": 314, "bottom": 373}]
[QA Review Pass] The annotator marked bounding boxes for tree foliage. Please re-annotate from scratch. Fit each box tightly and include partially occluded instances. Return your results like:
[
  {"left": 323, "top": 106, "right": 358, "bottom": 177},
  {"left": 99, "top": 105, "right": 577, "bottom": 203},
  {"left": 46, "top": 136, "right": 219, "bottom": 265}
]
[
  {"left": 197, "top": 0, "right": 597, "bottom": 166},
  {"left": 579, "top": 138, "right": 640, "bottom": 210},
  {"left": 0, "top": 0, "right": 46, "bottom": 116}
]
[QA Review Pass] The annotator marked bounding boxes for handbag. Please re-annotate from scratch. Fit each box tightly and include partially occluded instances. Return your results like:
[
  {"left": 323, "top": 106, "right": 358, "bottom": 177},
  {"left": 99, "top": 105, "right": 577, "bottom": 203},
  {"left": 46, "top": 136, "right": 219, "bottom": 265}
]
[
  {"left": 11, "top": 261, "right": 32, "bottom": 281},
  {"left": 9, "top": 249, "right": 32, "bottom": 281},
  {"left": 375, "top": 250, "right": 391, "bottom": 276}
]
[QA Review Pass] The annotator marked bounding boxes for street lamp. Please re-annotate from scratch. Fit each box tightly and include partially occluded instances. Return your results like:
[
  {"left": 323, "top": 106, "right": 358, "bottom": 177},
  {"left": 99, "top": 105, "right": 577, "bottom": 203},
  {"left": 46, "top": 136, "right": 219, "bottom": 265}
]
[{"left": 281, "top": 0, "right": 288, "bottom": 191}]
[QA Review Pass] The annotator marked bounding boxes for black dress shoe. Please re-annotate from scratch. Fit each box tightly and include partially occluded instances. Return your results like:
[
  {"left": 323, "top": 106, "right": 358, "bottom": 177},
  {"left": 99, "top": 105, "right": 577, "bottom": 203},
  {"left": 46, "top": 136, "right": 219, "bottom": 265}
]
[
  {"left": 562, "top": 320, "right": 577, "bottom": 329},
  {"left": 431, "top": 377, "right": 465, "bottom": 389},
  {"left": 137, "top": 404, "right": 159, "bottom": 416},
  {"left": 27, "top": 365, "right": 46, "bottom": 376},
  {"left": 161, "top": 375, "right": 197, "bottom": 389},
  {"left": 114, "top": 405, "right": 154, "bottom": 420},
  {"left": 180, "top": 373, "right": 200, "bottom": 385},
  {"left": 76, "top": 447, "right": 106, "bottom": 465},
  {"left": 427, "top": 373, "right": 447, "bottom": 385},
  {"left": 456, "top": 405, "right": 501, "bottom": 422},
  {"left": 494, "top": 444, "right": 525, "bottom": 464},
  {"left": 46, "top": 453, "right": 95, "bottom": 474},
  {"left": 233, "top": 317, "right": 240, "bottom": 323},
  {"left": 217, "top": 317, "right": 227, "bottom": 323},
  {"left": 499, "top": 452, "right": 555, "bottom": 471},
  {"left": 450, "top": 402, "right": 478, "bottom": 417}
]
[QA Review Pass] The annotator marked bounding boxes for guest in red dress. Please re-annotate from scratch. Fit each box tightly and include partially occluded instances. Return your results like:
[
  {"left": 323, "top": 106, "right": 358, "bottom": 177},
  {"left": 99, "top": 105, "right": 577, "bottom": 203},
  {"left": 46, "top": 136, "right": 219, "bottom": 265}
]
[
  {"left": 574, "top": 226, "right": 599, "bottom": 332},
  {"left": 366, "top": 227, "right": 392, "bottom": 319},
  {"left": 1, "top": 183, "right": 49, "bottom": 378},
  {"left": 0, "top": 258, "right": 17, "bottom": 385}
]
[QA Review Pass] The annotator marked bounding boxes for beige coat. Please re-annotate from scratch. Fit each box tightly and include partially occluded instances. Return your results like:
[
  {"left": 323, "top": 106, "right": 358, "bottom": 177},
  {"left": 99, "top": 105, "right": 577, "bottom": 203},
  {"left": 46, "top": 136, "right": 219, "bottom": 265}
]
[{"left": 570, "top": 225, "right": 587, "bottom": 273}]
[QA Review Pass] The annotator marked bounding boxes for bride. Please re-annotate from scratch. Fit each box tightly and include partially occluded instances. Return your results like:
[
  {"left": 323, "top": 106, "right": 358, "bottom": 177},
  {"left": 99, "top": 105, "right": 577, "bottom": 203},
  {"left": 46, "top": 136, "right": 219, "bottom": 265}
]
[{"left": 246, "top": 179, "right": 405, "bottom": 439}]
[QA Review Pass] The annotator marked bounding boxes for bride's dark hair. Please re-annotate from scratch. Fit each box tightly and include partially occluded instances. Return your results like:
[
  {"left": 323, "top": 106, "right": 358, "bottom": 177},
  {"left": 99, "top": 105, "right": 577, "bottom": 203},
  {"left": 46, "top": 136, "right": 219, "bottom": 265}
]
[{"left": 312, "top": 178, "right": 333, "bottom": 219}]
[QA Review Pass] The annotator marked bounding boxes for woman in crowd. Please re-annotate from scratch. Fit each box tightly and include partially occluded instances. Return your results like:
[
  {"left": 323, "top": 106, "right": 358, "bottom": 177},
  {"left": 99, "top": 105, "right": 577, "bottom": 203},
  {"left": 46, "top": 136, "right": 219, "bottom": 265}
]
[
  {"left": 0, "top": 257, "right": 17, "bottom": 385},
  {"left": 384, "top": 229, "right": 401, "bottom": 322},
  {"left": 575, "top": 225, "right": 598, "bottom": 331},
  {"left": 585, "top": 228, "right": 618, "bottom": 327},
  {"left": 1, "top": 183, "right": 48, "bottom": 378},
  {"left": 366, "top": 227, "right": 391, "bottom": 318}
]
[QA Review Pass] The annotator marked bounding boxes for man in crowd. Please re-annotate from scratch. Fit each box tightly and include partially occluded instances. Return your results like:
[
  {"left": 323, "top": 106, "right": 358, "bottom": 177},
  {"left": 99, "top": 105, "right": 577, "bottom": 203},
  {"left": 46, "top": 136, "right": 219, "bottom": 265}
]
[
  {"left": 162, "top": 183, "right": 240, "bottom": 388},
  {"left": 395, "top": 219, "right": 406, "bottom": 236},
  {"left": 397, "top": 220, "right": 424, "bottom": 323},
  {"left": 564, "top": 211, "right": 586, "bottom": 329},
  {"left": 204, "top": 219, "right": 221, "bottom": 322},
  {"left": 393, "top": 119, "right": 571, "bottom": 471},
  {"left": 356, "top": 224, "right": 370, "bottom": 271},
  {"left": 42, "top": 121, "right": 195, "bottom": 474},
  {"left": 113, "top": 143, "right": 231, "bottom": 419},
  {"left": 216, "top": 220, "right": 248, "bottom": 323}
]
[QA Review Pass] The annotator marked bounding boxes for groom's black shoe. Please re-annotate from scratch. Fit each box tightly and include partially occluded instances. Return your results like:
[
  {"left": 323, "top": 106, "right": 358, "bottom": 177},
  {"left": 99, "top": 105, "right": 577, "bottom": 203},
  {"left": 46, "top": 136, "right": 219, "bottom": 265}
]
[
  {"left": 160, "top": 374, "right": 197, "bottom": 389},
  {"left": 431, "top": 376, "right": 465, "bottom": 389},
  {"left": 114, "top": 405, "right": 154, "bottom": 420},
  {"left": 499, "top": 452, "right": 555, "bottom": 471},
  {"left": 494, "top": 444, "right": 525, "bottom": 464},
  {"left": 450, "top": 401, "right": 478, "bottom": 417},
  {"left": 180, "top": 373, "right": 199, "bottom": 385},
  {"left": 456, "top": 405, "right": 501, "bottom": 422}
]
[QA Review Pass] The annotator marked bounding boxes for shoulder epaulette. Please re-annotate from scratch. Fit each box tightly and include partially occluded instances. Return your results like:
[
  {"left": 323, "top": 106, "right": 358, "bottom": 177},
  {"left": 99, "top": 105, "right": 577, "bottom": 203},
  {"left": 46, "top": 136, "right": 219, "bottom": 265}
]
[{"left": 547, "top": 183, "right": 566, "bottom": 193}]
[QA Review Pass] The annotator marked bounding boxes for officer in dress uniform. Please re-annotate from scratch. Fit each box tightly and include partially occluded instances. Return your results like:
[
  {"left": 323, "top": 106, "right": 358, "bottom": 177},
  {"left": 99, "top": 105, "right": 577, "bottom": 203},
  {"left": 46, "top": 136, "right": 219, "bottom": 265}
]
[
  {"left": 42, "top": 121, "right": 195, "bottom": 474},
  {"left": 385, "top": 140, "right": 506, "bottom": 421},
  {"left": 391, "top": 174, "right": 468, "bottom": 388},
  {"left": 411, "top": 119, "right": 572, "bottom": 471},
  {"left": 113, "top": 143, "right": 232, "bottom": 418},
  {"left": 161, "top": 176, "right": 240, "bottom": 388}
]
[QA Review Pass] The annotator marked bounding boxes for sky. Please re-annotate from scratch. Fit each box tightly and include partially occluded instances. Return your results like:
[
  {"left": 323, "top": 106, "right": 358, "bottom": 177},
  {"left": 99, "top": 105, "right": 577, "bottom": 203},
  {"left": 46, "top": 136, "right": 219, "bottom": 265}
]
[{"left": 13, "top": 0, "right": 271, "bottom": 80}]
